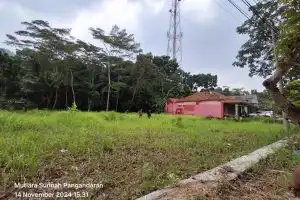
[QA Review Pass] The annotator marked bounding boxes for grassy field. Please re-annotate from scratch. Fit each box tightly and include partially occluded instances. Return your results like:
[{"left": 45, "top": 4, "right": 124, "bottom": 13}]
[{"left": 0, "top": 110, "right": 294, "bottom": 199}]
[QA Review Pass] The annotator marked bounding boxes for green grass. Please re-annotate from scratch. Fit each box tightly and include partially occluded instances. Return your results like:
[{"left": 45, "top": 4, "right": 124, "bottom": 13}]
[{"left": 0, "top": 110, "right": 295, "bottom": 199}]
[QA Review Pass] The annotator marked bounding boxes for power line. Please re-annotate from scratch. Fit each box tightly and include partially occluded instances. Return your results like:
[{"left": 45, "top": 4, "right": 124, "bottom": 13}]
[
  {"left": 240, "top": 0, "right": 252, "bottom": 7},
  {"left": 227, "top": 0, "right": 251, "bottom": 20},
  {"left": 213, "top": 0, "right": 244, "bottom": 23},
  {"left": 238, "top": 0, "right": 277, "bottom": 32}
]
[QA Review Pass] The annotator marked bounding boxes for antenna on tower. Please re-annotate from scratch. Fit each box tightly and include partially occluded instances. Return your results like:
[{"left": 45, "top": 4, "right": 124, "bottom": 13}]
[{"left": 167, "top": 0, "right": 183, "bottom": 68}]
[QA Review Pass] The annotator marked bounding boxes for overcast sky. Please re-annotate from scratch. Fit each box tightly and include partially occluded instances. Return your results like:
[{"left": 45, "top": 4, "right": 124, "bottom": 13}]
[{"left": 0, "top": 0, "right": 266, "bottom": 91}]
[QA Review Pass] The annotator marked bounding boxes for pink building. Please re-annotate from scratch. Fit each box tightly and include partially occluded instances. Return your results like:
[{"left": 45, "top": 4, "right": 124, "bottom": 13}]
[{"left": 164, "top": 91, "right": 254, "bottom": 119}]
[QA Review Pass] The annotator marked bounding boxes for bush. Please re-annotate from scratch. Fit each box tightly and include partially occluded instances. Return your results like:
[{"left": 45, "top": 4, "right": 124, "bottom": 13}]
[
  {"left": 104, "top": 112, "right": 117, "bottom": 121},
  {"left": 205, "top": 116, "right": 214, "bottom": 120},
  {"left": 172, "top": 117, "right": 184, "bottom": 128},
  {"left": 249, "top": 116, "right": 281, "bottom": 124},
  {"left": 67, "top": 102, "right": 78, "bottom": 112}
]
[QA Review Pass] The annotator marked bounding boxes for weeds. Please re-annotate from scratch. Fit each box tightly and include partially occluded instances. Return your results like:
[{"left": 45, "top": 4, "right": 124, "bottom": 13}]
[
  {"left": 0, "top": 110, "right": 295, "bottom": 199},
  {"left": 67, "top": 102, "right": 78, "bottom": 112},
  {"left": 104, "top": 112, "right": 117, "bottom": 121},
  {"left": 172, "top": 116, "right": 184, "bottom": 128}
]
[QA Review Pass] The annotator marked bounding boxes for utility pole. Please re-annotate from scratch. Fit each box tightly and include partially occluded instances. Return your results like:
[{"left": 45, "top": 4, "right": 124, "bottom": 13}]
[{"left": 270, "top": 22, "right": 290, "bottom": 133}]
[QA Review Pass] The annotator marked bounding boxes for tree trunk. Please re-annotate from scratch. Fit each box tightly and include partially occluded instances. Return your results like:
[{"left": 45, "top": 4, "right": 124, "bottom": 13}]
[
  {"left": 89, "top": 65, "right": 95, "bottom": 112},
  {"left": 278, "top": 79, "right": 290, "bottom": 133},
  {"left": 88, "top": 98, "right": 91, "bottom": 112},
  {"left": 52, "top": 87, "right": 59, "bottom": 109},
  {"left": 115, "top": 94, "right": 119, "bottom": 112},
  {"left": 65, "top": 87, "right": 68, "bottom": 108},
  {"left": 263, "top": 53, "right": 300, "bottom": 122},
  {"left": 106, "top": 62, "right": 111, "bottom": 112},
  {"left": 70, "top": 70, "right": 76, "bottom": 104},
  {"left": 115, "top": 74, "right": 120, "bottom": 111},
  {"left": 46, "top": 93, "right": 51, "bottom": 109},
  {"left": 265, "top": 25, "right": 300, "bottom": 125},
  {"left": 129, "top": 67, "right": 145, "bottom": 110},
  {"left": 129, "top": 85, "right": 138, "bottom": 110}
]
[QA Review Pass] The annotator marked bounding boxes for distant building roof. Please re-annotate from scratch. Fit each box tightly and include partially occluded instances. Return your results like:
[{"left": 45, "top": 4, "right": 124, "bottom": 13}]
[
  {"left": 176, "top": 91, "right": 229, "bottom": 103},
  {"left": 231, "top": 95, "right": 259, "bottom": 104},
  {"left": 166, "top": 98, "right": 178, "bottom": 102},
  {"left": 173, "top": 91, "right": 255, "bottom": 105}
]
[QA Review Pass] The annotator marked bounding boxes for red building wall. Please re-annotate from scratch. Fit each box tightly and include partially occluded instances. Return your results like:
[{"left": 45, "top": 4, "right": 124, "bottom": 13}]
[
  {"left": 165, "top": 100, "right": 224, "bottom": 118},
  {"left": 165, "top": 101, "right": 176, "bottom": 114},
  {"left": 178, "top": 102, "right": 196, "bottom": 115},
  {"left": 194, "top": 101, "right": 224, "bottom": 118}
]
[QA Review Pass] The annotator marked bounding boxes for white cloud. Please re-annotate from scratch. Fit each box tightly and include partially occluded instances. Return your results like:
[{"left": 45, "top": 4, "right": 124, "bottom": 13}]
[
  {"left": 181, "top": 0, "right": 216, "bottom": 22},
  {"left": 69, "top": 0, "right": 142, "bottom": 43},
  {"left": 0, "top": 1, "right": 35, "bottom": 19},
  {"left": 144, "top": 0, "right": 165, "bottom": 14},
  {"left": 68, "top": 0, "right": 167, "bottom": 44}
]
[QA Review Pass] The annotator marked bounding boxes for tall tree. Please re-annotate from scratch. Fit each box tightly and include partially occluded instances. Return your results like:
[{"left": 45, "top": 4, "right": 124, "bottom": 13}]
[
  {"left": 76, "top": 40, "right": 105, "bottom": 111},
  {"left": 89, "top": 25, "right": 142, "bottom": 111},
  {"left": 1, "top": 19, "right": 223, "bottom": 113},
  {"left": 234, "top": 0, "right": 300, "bottom": 125},
  {"left": 263, "top": 0, "right": 300, "bottom": 122},
  {"left": 5, "top": 20, "right": 81, "bottom": 108},
  {"left": 0, "top": 52, "right": 21, "bottom": 99},
  {"left": 233, "top": 0, "right": 281, "bottom": 78}
]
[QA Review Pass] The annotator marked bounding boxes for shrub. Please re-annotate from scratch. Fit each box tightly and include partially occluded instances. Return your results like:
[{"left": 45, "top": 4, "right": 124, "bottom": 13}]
[
  {"left": 172, "top": 117, "right": 184, "bottom": 128},
  {"left": 104, "top": 112, "right": 117, "bottom": 121},
  {"left": 67, "top": 102, "right": 78, "bottom": 112}
]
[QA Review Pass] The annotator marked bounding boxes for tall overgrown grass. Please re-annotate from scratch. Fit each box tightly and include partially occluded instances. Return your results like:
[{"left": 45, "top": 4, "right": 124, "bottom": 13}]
[{"left": 0, "top": 110, "right": 296, "bottom": 199}]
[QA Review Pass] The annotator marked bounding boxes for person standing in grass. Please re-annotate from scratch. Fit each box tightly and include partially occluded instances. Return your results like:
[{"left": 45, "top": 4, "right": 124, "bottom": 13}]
[
  {"left": 147, "top": 109, "right": 151, "bottom": 119},
  {"left": 144, "top": 101, "right": 152, "bottom": 119},
  {"left": 138, "top": 109, "right": 143, "bottom": 118}
]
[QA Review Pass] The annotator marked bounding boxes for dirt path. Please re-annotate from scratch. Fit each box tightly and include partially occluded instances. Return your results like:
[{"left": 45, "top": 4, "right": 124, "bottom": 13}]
[{"left": 149, "top": 169, "right": 298, "bottom": 200}]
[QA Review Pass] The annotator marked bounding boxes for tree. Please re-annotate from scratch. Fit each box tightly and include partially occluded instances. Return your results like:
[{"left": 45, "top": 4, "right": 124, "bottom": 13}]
[
  {"left": 285, "top": 80, "right": 300, "bottom": 108},
  {"left": 0, "top": 52, "right": 21, "bottom": 99},
  {"left": 234, "top": 0, "right": 300, "bottom": 124},
  {"left": 1, "top": 19, "right": 222, "bottom": 113},
  {"left": 89, "top": 25, "right": 142, "bottom": 111},
  {"left": 263, "top": 0, "right": 300, "bottom": 122},
  {"left": 76, "top": 40, "right": 105, "bottom": 111},
  {"left": 194, "top": 73, "right": 218, "bottom": 90},
  {"left": 233, "top": 0, "right": 280, "bottom": 78},
  {"left": 234, "top": 0, "right": 299, "bottom": 83},
  {"left": 5, "top": 20, "right": 81, "bottom": 108},
  {"left": 181, "top": 72, "right": 218, "bottom": 92}
]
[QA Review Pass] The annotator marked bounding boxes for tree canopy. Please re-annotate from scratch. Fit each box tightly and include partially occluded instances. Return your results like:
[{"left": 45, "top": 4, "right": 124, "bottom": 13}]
[
  {"left": 235, "top": 0, "right": 300, "bottom": 121},
  {"left": 1, "top": 20, "right": 222, "bottom": 112}
]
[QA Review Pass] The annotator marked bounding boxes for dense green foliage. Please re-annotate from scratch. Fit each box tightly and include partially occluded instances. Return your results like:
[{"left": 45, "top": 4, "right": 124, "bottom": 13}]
[
  {"left": 234, "top": 0, "right": 299, "bottom": 80},
  {"left": 286, "top": 80, "right": 300, "bottom": 107},
  {"left": 234, "top": 0, "right": 277, "bottom": 77},
  {"left": 235, "top": 0, "right": 300, "bottom": 115},
  {"left": 0, "top": 20, "right": 220, "bottom": 112}
]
